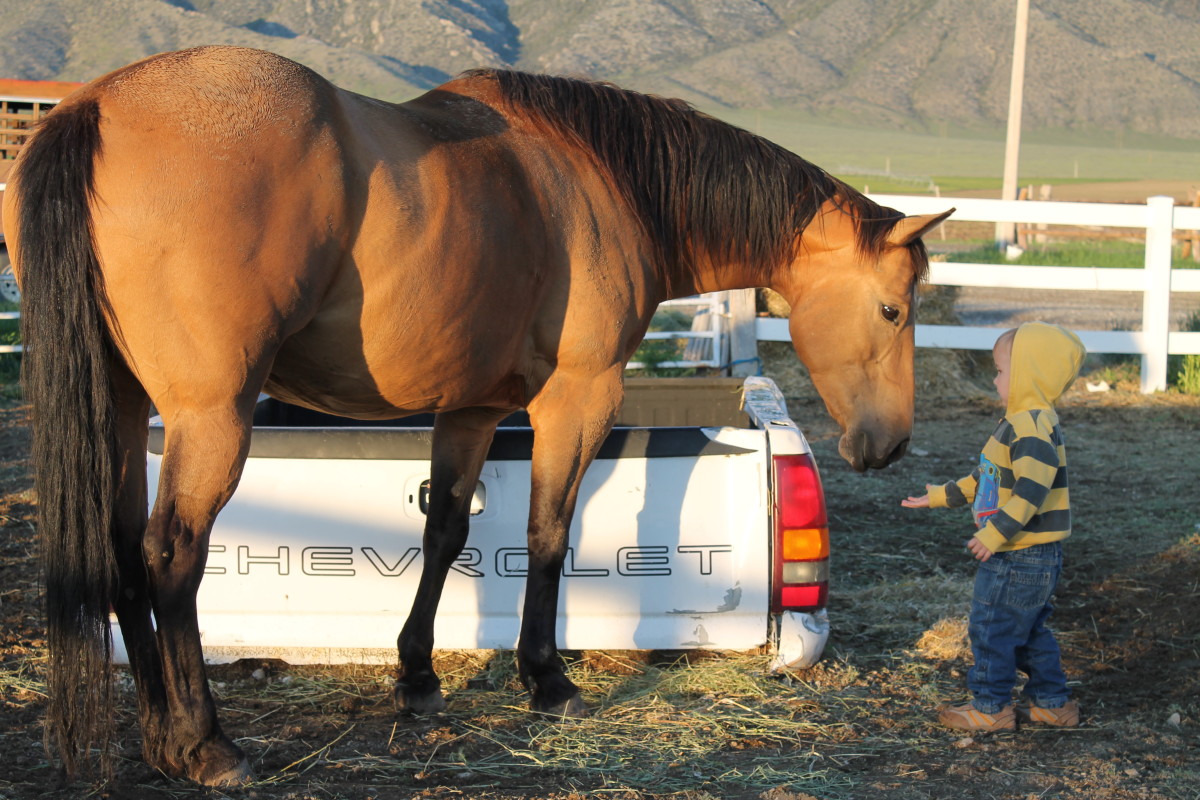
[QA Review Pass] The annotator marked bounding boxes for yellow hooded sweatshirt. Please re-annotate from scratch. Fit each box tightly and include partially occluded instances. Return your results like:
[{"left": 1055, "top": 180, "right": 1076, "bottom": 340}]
[{"left": 927, "top": 322, "right": 1087, "bottom": 553}]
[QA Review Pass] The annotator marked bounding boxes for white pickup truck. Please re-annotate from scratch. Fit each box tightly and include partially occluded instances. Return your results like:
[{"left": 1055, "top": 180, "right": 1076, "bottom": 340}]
[{"left": 116, "top": 376, "right": 831, "bottom": 671}]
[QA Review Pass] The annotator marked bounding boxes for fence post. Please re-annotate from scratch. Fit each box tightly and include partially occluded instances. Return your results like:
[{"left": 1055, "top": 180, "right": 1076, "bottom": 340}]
[
  {"left": 1141, "top": 195, "right": 1175, "bottom": 393},
  {"left": 727, "top": 289, "right": 759, "bottom": 377}
]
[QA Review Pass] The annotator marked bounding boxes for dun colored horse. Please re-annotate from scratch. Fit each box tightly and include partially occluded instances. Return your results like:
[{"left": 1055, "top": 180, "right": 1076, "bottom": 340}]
[{"left": 5, "top": 46, "right": 951, "bottom": 785}]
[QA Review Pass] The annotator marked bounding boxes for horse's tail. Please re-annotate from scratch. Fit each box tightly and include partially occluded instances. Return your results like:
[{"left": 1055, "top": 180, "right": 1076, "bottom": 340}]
[{"left": 14, "top": 98, "right": 119, "bottom": 777}]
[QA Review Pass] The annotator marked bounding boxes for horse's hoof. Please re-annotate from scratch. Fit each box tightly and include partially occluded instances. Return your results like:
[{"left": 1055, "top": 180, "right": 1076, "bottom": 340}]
[
  {"left": 192, "top": 756, "right": 254, "bottom": 787},
  {"left": 533, "top": 691, "right": 587, "bottom": 720},
  {"left": 178, "top": 736, "right": 253, "bottom": 786},
  {"left": 395, "top": 683, "right": 447, "bottom": 715}
]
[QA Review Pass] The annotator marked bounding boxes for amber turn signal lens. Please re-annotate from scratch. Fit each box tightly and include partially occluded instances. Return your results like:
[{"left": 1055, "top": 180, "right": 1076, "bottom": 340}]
[{"left": 781, "top": 527, "right": 829, "bottom": 561}]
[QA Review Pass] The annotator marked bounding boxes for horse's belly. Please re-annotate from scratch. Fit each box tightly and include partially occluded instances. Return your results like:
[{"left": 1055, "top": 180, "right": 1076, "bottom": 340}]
[
  {"left": 266, "top": 323, "right": 524, "bottom": 420},
  {"left": 261, "top": 374, "right": 436, "bottom": 421}
]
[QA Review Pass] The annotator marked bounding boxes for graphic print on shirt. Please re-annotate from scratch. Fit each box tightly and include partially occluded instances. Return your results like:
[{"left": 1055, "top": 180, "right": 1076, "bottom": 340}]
[{"left": 972, "top": 454, "right": 1001, "bottom": 528}]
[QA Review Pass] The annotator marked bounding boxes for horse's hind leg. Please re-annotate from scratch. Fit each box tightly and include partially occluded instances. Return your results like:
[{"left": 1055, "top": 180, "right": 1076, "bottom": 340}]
[
  {"left": 108, "top": 361, "right": 174, "bottom": 769},
  {"left": 396, "top": 407, "right": 507, "bottom": 714},
  {"left": 141, "top": 399, "right": 256, "bottom": 785}
]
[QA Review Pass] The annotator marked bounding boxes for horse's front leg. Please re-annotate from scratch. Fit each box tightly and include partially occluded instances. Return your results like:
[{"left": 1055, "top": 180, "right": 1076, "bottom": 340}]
[
  {"left": 520, "top": 369, "right": 624, "bottom": 716},
  {"left": 396, "top": 407, "right": 508, "bottom": 714},
  {"left": 143, "top": 405, "right": 254, "bottom": 786}
]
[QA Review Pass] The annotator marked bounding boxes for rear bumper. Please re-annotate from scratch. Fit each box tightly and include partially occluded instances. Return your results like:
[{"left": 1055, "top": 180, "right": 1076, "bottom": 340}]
[{"left": 769, "top": 609, "right": 830, "bottom": 672}]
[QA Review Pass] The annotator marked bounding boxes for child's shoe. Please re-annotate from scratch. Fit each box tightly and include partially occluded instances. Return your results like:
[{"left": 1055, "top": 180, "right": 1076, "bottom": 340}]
[
  {"left": 936, "top": 702, "right": 1016, "bottom": 732},
  {"left": 1015, "top": 699, "right": 1080, "bottom": 727}
]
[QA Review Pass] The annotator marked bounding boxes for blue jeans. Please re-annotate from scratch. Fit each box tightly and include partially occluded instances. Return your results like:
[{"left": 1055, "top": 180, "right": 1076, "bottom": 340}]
[{"left": 967, "top": 542, "right": 1070, "bottom": 713}]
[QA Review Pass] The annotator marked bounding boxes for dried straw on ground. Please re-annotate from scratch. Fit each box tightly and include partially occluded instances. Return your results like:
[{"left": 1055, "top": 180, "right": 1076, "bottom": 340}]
[{"left": 914, "top": 618, "right": 972, "bottom": 661}]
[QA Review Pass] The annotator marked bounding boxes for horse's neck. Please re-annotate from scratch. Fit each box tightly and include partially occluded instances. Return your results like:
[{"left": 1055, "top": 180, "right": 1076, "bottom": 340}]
[{"left": 667, "top": 258, "right": 775, "bottom": 300}]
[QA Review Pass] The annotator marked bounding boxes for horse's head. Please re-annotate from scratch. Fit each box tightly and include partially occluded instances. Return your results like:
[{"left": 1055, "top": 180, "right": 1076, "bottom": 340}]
[{"left": 774, "top": 202, "right": 953, "bottom": 472}]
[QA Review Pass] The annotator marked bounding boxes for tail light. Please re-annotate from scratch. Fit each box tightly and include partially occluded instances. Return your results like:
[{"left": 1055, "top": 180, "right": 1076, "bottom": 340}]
[{"left": 771, "top": 453, "right": 829, "bottom": 612}]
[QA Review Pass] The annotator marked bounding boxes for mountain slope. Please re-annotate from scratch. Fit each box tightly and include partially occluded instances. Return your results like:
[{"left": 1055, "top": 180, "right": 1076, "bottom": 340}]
[{"left": 0, "top": 0, "right": 1197, "bottom": 137}]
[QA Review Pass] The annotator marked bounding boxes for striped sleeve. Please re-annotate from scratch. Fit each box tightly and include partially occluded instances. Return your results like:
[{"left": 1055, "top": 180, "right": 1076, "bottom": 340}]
[{"left": 928, "top": 467, "right": 978, "bottom": 509}]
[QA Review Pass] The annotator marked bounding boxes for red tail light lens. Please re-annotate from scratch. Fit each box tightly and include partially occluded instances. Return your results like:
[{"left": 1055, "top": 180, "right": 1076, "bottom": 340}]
[
  {"left": 772, "top": 453, "right": 829, "bottom": 613},
  {"left": 776, "top": 452, "right": 827, "bottom": 529}
]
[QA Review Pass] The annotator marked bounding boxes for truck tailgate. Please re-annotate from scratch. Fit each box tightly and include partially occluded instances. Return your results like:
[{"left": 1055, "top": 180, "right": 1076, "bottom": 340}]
[{"left": 128, "top": 421, "right": 773, "bottom": 665}]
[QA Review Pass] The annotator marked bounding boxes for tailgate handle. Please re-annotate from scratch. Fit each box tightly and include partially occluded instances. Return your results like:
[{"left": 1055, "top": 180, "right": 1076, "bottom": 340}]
[{"left": 416, "top": 479, "right": 487, "bottom": 516}]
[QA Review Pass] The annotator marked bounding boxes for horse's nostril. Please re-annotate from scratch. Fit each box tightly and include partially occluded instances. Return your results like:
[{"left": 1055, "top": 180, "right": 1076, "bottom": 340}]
[{"left": 887, "top": 437, "right": 910, "bottom": 465}]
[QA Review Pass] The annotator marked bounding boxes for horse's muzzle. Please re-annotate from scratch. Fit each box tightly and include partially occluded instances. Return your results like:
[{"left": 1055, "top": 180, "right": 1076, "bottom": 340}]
[{"left": 838, "top": 431, "right": 910, "bottom": 472}]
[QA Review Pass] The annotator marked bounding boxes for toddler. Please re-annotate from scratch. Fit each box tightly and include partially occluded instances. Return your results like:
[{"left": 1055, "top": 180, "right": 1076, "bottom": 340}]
[{"left": 902, "top": 322, "right": 1086, "bottom": 731}]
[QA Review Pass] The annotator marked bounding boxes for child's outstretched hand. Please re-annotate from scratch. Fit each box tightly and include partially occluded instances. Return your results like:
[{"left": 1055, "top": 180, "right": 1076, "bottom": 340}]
[
  {"left": 900, "top": 485, "right": 935, "bottom": 508},
  {"left": 966, "top": 536, "right": 994, "bottom": 562}
]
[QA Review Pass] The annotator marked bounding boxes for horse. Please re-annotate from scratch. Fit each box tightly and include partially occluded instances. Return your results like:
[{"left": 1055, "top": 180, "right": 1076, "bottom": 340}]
[{"left": 4, "top": 45, "right": 951, "bottom": 785}]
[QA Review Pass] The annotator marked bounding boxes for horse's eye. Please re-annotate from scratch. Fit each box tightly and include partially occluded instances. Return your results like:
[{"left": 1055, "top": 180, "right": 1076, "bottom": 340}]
[{"left": 881, "top": 304, "right": 901, "bottom": 324}]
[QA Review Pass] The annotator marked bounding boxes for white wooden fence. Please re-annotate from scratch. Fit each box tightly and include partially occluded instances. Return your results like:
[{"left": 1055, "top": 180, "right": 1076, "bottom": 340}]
[{"left": 756, "top": 194, "right": 1200, "bottom": 393}]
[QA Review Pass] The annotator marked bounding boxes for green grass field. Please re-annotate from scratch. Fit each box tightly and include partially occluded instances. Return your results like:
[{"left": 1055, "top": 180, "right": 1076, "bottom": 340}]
[
  {"left": 703, "top": 105, "right": 1200, "bottom": 191},
  {"left": 950, "top": 239, "right": 1200, "bottom": 270}
]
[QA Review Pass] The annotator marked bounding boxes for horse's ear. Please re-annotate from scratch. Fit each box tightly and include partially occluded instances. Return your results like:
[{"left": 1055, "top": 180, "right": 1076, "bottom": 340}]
[{"left": 887, "top": 209, "right": 955, "bottom": 246}]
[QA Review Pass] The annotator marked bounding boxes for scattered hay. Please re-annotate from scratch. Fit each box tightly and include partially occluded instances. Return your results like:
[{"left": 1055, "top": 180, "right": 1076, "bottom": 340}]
[
  {"left": 914, "top": 618, "right": 971, "bottom": 661},
  {"left": 250, "top": 651, "right": 863, "bottom": 796},
  {"left": 0, "top": 655, "right": 47, "bottom": 706},
  {"left": 1160, "top": 533, "right": 1200, "bottom": 563},
  {"left": 914, "top": 347, "right": 989, "bottom": 401},
  {"left": 760, "top": 787, "right": 823, "bottom": 800},
  {"left": 835, "top": 574, "right": 972, "bottom": 650},
  {"left": 913, "top": 284, "right": 992, "bottom": 400}
]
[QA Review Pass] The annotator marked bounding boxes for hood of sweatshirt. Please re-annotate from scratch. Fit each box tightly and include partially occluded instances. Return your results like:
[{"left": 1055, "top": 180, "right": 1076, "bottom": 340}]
[{"left": 1007, "top": 322, "right": 1087, "bottom": 416}]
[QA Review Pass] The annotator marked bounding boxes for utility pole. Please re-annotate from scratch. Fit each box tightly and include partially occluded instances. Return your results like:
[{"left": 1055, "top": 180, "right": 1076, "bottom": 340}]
[{"left": 996, "top": 0, "right": 1030, "bottom": 248}]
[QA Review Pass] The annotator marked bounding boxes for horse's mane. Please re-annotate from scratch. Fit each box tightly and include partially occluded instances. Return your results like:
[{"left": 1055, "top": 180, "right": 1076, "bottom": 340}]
[{"left": 468, "top": 69, "right": 928, "bottom": 293}]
